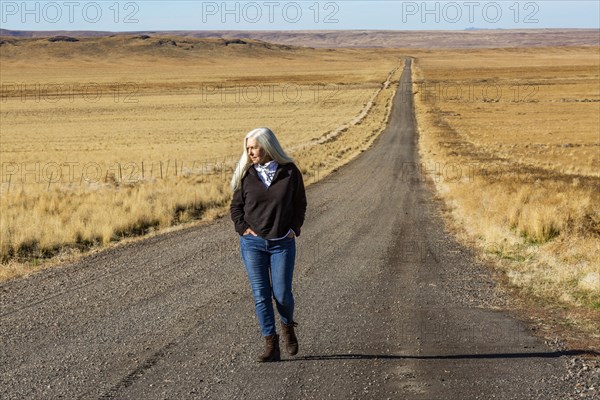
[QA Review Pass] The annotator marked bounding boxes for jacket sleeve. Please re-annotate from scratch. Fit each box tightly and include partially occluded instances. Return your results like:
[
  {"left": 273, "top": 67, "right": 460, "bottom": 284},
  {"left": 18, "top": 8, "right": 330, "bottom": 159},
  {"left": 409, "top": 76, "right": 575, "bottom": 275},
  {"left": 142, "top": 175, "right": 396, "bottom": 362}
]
[
  {"left": 230, "top": 185, "right": 250, "bottom": 236},
  {"left": 290, "top": 165, "right": 307, "bottom": 237}
]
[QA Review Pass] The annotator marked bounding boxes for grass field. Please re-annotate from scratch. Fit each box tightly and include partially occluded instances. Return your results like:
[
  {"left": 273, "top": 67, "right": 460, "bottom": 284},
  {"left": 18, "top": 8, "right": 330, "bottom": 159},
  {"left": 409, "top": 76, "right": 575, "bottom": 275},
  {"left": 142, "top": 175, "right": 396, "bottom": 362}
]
[
  {"left": 411, "top": 46, "right": 600, "bottom": 334},
  {"left": 0, "top": 35, "right": 403, "bottom": 279}
]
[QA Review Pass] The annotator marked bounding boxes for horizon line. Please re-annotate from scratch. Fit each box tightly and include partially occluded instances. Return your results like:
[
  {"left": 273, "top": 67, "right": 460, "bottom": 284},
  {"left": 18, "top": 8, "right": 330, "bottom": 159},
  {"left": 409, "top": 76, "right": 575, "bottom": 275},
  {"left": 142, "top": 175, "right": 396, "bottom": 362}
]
[{"left": 2, "top": 27, "right": 598, "bottom": 33}]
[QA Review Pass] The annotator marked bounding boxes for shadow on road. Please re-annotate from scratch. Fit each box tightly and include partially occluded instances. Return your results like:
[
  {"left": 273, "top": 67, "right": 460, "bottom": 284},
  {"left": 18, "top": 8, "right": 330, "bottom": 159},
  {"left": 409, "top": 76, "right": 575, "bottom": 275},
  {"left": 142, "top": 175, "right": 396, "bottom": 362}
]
[{"left": 282, "top": 349, "right": 599, "bottom": 362}]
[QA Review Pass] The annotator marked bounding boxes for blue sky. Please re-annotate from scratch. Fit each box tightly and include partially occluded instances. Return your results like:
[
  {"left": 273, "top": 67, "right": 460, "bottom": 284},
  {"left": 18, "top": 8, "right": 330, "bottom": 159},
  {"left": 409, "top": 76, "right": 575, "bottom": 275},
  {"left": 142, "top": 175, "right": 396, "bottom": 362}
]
[{"left": 1, "top": 1, "right": 599, "bottom": 31}]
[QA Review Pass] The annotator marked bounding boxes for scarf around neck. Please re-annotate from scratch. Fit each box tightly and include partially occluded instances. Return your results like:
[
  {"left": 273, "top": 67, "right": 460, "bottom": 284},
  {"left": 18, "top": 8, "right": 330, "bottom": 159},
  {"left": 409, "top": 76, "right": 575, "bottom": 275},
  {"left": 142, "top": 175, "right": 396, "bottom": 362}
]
[{"left": 253, "top": 160, "right": 278, "bottom": 187}]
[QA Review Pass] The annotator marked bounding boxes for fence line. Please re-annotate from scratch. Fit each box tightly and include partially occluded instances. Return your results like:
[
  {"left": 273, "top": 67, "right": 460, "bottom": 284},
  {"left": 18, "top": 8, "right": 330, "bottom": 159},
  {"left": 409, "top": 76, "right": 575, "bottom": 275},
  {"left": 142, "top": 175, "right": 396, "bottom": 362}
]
[{"left": 0, "top": 155, "right": 326, "bottom": 197}]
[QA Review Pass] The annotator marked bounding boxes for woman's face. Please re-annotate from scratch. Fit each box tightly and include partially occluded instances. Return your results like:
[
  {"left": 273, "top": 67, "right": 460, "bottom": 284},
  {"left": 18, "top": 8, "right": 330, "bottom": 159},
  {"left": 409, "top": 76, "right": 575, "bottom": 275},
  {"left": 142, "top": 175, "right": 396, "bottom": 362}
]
[{"left": 246, "top": 137, "right": 271, "bottom": 164}]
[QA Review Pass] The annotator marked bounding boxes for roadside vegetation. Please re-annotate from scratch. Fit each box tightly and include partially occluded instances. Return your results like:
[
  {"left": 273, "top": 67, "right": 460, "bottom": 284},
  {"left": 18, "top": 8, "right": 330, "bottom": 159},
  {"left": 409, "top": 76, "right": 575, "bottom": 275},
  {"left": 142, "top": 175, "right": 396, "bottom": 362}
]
[{"left": 411, "top": 46, "right": 600, "bottom": 336}]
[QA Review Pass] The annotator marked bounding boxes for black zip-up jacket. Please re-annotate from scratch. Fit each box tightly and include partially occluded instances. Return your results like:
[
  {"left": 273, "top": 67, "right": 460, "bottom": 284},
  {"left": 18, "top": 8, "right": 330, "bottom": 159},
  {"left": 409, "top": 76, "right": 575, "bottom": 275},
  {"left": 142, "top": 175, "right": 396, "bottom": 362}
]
[{"left": 230, "top": 162, "right": 307, "bottom": 238}]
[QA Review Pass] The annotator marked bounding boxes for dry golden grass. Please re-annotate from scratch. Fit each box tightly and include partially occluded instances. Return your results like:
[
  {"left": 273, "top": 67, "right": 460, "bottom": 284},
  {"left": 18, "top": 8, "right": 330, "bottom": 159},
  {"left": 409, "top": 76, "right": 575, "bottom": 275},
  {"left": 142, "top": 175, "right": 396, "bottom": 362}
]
[
  {"left": 411, "top": 46, "right": 599, "bottom": 176},
  {"left": 0, "top": 35, "right": 403, "bottom": 280},
  {"left": 411, "top": 46, "right": 599, "bottom": 333}
]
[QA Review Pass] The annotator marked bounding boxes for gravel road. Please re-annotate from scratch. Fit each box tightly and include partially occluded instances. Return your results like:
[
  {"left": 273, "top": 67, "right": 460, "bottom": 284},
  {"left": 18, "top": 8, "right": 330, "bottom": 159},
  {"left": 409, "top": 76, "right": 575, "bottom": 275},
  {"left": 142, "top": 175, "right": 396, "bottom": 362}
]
[{"left": 1, "top": 59, "right": 597, "bottom": 400}]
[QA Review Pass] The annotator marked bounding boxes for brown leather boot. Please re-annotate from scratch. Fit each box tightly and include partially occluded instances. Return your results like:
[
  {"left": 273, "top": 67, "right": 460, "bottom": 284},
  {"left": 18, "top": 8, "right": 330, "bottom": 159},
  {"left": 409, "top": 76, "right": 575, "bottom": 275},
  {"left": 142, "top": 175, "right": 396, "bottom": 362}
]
[
  {"left": 257, "top": 334, "right": 280, "bottom": 362},
  {"left": 280, "top": 321, "right": 298, "bottom": 356}
]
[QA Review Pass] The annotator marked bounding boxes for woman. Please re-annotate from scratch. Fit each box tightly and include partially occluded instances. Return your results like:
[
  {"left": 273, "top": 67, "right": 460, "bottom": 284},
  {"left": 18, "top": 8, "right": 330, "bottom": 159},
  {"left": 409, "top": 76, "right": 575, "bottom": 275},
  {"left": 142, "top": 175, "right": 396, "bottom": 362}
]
[{"left": 230, "top": 127, "right": 307, "bottom": 362}]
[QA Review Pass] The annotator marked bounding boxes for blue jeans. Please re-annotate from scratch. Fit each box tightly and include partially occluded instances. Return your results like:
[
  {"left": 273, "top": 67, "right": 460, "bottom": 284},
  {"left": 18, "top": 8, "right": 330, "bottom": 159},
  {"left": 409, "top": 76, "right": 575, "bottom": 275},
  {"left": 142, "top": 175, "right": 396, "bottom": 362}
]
[{"left": 240, "top": 234, "right": 296, "bottom": 336}]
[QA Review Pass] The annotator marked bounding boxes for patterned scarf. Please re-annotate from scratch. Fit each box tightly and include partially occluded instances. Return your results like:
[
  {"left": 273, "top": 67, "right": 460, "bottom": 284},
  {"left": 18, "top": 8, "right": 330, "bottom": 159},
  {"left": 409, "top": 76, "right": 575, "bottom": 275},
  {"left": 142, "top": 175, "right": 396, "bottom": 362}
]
[{"left": 254, "top": 160, "right": 278, "bottom": 187}]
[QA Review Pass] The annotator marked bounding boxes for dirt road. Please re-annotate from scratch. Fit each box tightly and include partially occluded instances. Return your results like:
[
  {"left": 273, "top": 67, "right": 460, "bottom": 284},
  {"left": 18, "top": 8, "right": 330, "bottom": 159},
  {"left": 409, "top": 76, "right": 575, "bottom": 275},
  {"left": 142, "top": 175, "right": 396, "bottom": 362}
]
[{"left": 0, "top": 60, "right": 591, "bottom": 399}]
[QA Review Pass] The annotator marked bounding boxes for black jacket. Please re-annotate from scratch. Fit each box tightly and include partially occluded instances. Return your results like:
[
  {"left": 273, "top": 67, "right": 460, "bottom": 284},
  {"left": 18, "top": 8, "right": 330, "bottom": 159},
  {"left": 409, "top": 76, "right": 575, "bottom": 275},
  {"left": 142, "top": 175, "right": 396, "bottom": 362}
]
[{"left": 230, "top": 162, "right": 307, "bottom": 238}]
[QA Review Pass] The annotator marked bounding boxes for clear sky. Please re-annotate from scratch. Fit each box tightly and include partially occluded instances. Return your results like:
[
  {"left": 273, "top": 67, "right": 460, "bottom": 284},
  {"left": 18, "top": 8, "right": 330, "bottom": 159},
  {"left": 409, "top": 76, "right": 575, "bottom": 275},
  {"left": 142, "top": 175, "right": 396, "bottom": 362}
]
[{"left": 1, "top": 1, "right": 599, "bottom": 31}]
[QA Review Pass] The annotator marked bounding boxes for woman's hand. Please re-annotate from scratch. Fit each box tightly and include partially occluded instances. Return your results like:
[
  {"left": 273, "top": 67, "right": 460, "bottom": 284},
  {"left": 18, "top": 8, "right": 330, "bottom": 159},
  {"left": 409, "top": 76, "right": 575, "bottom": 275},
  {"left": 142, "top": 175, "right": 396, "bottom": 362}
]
[{"left": 243, "top": 228, "right": 258, "bottom": 236}]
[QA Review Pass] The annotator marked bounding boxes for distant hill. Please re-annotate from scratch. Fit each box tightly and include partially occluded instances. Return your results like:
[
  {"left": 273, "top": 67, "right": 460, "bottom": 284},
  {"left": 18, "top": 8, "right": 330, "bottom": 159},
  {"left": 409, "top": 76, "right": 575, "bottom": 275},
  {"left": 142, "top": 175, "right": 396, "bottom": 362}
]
[
  {"left": 1, "top": 29, "right": 598, "bottom": 48},
  {"left": 0, "top": 34, "right": 300, "bottom": 62}
]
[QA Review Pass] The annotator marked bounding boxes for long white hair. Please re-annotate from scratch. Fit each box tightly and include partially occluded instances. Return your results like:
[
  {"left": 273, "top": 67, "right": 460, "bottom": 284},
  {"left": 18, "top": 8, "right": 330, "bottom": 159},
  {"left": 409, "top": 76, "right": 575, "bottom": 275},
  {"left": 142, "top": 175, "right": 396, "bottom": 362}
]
[{"left": 230, "top": 127, "right": 295, "bottom": 192}]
